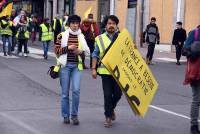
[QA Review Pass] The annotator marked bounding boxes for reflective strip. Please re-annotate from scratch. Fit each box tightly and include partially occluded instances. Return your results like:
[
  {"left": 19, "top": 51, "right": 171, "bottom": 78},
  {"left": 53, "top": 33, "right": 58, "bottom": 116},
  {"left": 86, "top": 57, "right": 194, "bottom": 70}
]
[{"left": 99, "top": 35, "right": 106, "bottom": 52}]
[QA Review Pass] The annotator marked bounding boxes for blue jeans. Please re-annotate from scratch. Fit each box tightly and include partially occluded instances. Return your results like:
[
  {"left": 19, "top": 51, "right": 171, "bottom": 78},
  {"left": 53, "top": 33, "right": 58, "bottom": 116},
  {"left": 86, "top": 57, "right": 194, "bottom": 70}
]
[
  {"left": 2, "top": 35, "right": 12, "bottom": 54},
  {"left": 42, "top": 41, "right": 50, "bottom": 56},
  {"left": 59, "top": 63, "right": 82, "bottom": 118}
]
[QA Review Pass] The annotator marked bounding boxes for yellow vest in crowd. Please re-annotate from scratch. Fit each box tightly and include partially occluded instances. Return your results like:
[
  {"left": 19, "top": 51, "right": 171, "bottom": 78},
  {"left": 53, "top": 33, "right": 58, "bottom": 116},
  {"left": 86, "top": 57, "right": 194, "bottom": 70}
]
[
  {"left": 0, "top": 20, "right": 12, "bottom": 36},
  {"left": 95, "top": 33, "right": 111, "bottom": 75},
  {"left": 16, "top": 24, "right": 30, "bottom": 39},
  {"left": 53, "top": 19, "right": 63, "bottom": 31},
  {"left": 40, "top": 23, "right": 53, "bottom": 41}
]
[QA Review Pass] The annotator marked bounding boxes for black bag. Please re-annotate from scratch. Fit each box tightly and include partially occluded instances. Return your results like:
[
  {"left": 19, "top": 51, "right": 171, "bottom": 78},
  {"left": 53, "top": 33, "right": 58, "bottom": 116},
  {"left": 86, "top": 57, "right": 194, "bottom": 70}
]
[{"left": 47, "top": 66, "right": 60, "bottom": 79}]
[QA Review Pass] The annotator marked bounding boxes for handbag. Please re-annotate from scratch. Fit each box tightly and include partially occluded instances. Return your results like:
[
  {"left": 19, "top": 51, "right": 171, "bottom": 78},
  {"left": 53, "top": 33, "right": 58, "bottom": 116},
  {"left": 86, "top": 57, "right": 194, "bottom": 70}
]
[
  {"left": 184, "top": 58, "right": 200, "bottom": 85},
  {"left": 47, "top": 65, "right": 60, "bottom": 79}
]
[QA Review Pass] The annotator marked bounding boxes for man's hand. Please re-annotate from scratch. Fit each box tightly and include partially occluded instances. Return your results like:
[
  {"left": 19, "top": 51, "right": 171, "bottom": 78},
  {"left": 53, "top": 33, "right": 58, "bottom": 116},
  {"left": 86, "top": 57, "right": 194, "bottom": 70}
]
[{"left": 91, "top": 69, "right": 97, "bottom": 79}]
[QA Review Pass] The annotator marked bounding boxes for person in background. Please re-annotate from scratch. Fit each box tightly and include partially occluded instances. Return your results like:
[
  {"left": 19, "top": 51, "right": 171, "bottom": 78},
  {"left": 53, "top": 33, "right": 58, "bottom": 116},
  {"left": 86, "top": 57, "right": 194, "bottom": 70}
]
[
  {"left": 52, "top": 14, "right": 62, "bottom": 43},
  {"left": 10, "top": 9, "right": 17, "bottom": 52},
  {"left": 62, "top": 12, "right": 69, "bottom": 31},
  {"left": 81, "top": 13, "right": 100, "bottom": 68},
  {"left": 172, "top": 21, "right": 187, "bottom": 65},
  {"left": 39, "top": 18, "right": 53, "bottom": 59},
  {"left": 29, "top": 15, "right": 38, "bottom": 44},
  {"left": 0, "top": 15, "right": 13, "bottom": 56},
  {"left": 143, "top": 17, "right": 160, "bottom": 65},
  {"left": 16, "top": 15, "right": 30, "bottom": 57}
]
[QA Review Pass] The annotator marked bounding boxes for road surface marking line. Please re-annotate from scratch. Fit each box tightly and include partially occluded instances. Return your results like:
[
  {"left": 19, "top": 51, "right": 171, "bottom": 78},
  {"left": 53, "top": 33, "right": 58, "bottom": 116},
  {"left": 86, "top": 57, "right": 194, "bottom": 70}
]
[
  {"left": 156, "top": 57, "right": 186, "bottom": 62},
  {"left": 150, "top": 105, "right": 191, "bottom": 120},
  {"left": 0, "top": 113, "right": 43, "bottom": 134}
]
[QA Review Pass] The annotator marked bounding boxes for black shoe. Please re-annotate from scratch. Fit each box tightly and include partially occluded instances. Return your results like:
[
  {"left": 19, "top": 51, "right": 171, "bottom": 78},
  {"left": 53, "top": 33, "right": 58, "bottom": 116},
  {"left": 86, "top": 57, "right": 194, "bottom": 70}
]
[
  {"left": 71, "top": 117, "right": 79, "bottom": 125},
  {"left": 176, "top": 62, "right": 181, "bottom": 65},
  {"left": 63, "top": 117, "right": 70, "bottom": 124},
  {"left": 191, "top": 125, "right": 200, "bottom": 134},
  {"left": 4, "top": 53, "right": 7, "bottom": 56}
]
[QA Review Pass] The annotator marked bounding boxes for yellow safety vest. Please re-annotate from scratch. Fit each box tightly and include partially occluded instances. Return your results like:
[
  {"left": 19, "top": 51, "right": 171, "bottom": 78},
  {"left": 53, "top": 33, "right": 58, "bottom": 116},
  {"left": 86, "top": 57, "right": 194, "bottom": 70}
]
[
  {"left": 95, "top": 33, "right": 111, "bottom": 75},
  {"left": 53, "top": 19, "right": 63, "bottom": 31},
  {"left": 16, "top": 23, "right": 30, "bottom": 39},
  {"left": 0, "top": 20, "right": 12, "bottom": 36},
  {"left": 40, "top": 24, "right": 53, "bottom": 41},
  {"left": 60, "top": 32, "right": 84, "bottom": 71}
]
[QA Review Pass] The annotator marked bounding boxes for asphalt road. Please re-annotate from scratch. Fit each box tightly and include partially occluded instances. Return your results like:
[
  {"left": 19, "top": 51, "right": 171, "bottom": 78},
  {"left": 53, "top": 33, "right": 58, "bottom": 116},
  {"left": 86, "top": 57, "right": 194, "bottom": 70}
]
[{"left": 0, "top": 42, "right": 193, "bottom": 134}]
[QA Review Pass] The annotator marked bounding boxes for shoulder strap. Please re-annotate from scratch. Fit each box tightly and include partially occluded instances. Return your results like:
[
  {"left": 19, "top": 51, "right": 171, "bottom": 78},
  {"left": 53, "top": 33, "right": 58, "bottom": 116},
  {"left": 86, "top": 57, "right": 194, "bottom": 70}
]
[{"left": 194, "top": 28, "right": 199, "bottom": 41}]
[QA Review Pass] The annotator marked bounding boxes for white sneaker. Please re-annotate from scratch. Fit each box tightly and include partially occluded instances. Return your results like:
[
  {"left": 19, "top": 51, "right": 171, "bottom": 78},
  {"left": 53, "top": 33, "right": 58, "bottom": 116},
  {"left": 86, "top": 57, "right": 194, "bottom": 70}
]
[
  {"left": 24, "top": 53, "right": 28, "bottom": 57},
  {"left": 18, "top": 52, "right": 23, "bottom": 56}
]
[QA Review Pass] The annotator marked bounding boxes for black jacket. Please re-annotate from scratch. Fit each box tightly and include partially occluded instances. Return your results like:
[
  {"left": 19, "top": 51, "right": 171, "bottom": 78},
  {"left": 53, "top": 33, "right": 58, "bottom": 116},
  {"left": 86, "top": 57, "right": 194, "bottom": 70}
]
[
  {"left": 143, "top": 23, "right": 160, "bottom": 44},
  {"left": 172, "top": 28, "right": 187, "bottom": 46}
]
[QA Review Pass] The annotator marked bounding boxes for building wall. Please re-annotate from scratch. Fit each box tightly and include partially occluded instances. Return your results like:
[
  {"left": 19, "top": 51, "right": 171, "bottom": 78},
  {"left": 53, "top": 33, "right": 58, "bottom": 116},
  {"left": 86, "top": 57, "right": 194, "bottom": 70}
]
[
  {"left": 75, "top": 0, "right": 98, "bottom": 21},
  {"left": 149, "top": 0, "right": 174, "bottom": 44},
  {"left": 115, "top": 0, "right": 128, "bottom": 29},
  {"left": 184, "top": 0, "right": 200, "bottom": 33}
]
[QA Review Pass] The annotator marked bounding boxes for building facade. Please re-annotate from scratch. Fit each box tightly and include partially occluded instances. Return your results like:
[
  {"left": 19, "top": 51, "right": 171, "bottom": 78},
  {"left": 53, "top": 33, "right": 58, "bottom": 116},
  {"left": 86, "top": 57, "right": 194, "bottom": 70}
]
[
  {"left": 145, "top": 0, "right": 200, "bottom": 44},
  {"left": 13, "top": 0, "right": 44, "bottom": 17}
]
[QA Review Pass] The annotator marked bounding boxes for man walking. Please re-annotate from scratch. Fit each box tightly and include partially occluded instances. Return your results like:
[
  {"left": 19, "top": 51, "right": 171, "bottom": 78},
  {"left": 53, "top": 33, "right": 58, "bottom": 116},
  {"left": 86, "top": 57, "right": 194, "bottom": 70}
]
[
  {"left": 0, "top": 16, "right": 13, "bottom": 56},
  {"left": 172, "top": 21, "right": 187, "bottom": 65},
  {"left": 52, "top": 15, "right": 62, "bottom": 43},
  {"left": 39, "top": 18, "right": 53, "bottom": 59},
  {"left": 143, "top": 17, "right": 160, "bottom": 65},
  {"left": 91, "top": 15, "right": 122, "bottom": 128}
]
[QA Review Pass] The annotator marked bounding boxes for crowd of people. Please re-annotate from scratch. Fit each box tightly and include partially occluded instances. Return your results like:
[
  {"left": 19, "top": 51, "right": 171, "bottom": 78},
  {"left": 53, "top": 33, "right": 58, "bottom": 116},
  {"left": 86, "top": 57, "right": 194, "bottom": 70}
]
[{"left": 1, "top": 9, "right": 200, "bottom": 133}]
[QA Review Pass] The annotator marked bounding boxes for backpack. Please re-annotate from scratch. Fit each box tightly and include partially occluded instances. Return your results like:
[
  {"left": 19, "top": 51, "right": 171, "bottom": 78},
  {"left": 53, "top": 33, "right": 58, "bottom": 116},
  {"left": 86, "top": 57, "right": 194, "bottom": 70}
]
[
  {"left": 147, "top": 25, "right": 158, "bottom": 44},
  {"left": 183, "top": 29, "right": 200, "bottom": 60}
]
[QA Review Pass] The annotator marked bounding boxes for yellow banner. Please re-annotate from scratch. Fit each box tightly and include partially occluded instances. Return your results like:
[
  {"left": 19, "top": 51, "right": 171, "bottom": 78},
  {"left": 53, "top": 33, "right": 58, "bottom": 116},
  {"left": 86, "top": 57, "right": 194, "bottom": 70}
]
[
  {"left": 0, "top": 2, "right": 13, "bottom": 17},
  {"left": 101, "top": 29, "right": 159, "bottom": 117}
]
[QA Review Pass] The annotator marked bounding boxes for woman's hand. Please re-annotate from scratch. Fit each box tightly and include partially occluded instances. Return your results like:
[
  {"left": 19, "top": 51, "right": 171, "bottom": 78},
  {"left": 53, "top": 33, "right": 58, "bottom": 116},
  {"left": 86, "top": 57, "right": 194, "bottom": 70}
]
[{"left": 68, "top": 45, "right": 78, "bottom": 51}]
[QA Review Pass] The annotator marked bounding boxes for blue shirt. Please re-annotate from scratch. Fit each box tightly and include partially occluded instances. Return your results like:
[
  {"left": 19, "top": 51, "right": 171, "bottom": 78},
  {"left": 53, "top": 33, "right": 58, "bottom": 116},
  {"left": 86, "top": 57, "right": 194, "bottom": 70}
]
[{"left": 92, "top": 32, "right": 115, "bottom": 59}]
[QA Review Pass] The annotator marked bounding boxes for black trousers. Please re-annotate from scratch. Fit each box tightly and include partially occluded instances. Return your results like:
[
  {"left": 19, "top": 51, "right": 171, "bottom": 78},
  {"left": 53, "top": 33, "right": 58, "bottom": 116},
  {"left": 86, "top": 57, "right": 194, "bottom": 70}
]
[
  {"left": 86, "top": 39, "right": 95, "bottom": 68},
  {"left": 11, "top": 35, "right": 16, "bottom": 51},
  {"left": 101, "top": 75, "right": 122, "bottom": 118},
  {"left": 18, "top": 39, "right": 28, "bottom": 53},
  {"left": 146, "top": 43, "right": 156, "bottom": 61},
  {"left": 175, "top": 45, "right": 183, "bottom": 61}
]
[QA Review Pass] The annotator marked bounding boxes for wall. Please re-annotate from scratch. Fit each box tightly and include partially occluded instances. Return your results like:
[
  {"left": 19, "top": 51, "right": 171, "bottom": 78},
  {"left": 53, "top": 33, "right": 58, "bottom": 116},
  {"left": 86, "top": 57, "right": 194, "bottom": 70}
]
[
  {"left": 149, "top": 0, "right": 174, "bottom": 44},
  {"left": 184, "top": 0, "right": 200, "bottom": 33},
  {"left": 75, "top": 0, "right": 98, "bottom": 21}
]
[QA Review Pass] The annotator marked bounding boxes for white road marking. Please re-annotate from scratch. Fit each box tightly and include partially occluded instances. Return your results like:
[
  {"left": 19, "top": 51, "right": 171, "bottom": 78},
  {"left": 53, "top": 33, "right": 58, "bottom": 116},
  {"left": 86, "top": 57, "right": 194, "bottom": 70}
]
[
  {"left": 156, "top": 57, "right": 187, "bottom": 62},
  {"left": 150, "top": 105, "right": 192, "bottom": 120},
  {"left": 28, "top": 47, "right": 56, "bottom": 57},
  {"left": 0, "top": 112, "right": 43, "bottom": 134}
]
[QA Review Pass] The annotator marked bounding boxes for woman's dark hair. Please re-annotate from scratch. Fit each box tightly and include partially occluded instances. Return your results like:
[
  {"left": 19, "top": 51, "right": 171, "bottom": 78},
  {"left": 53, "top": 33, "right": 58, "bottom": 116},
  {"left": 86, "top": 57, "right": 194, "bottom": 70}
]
[
  {"left": 67, "top": 15, "right": 81, "bottom": 25},
  {"left": 20, "top": 15, "right": 27, "bottom": 23},
  {"left": 104, "top": 15, "right": 119, "bottom": 25}
]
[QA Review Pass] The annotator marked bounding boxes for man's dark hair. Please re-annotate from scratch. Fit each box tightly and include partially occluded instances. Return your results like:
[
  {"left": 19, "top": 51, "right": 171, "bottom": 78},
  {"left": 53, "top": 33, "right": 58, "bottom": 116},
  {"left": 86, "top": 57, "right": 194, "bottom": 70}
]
[
  {"left": 67, "top": 15, "right": 81, "bottom": 25},
  {"left": 151, "top": 17, "right": 156, "bottom": 21},
  {"left": 176, "top": 21, "right": 182, "bottom": 25},
  {"left": 105, "top": 15, "right": 119, "bottom": 25}
]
